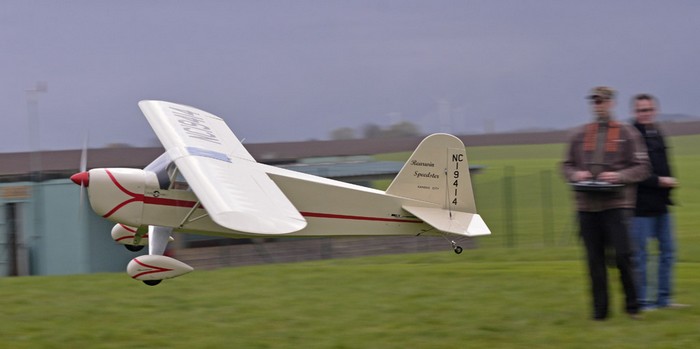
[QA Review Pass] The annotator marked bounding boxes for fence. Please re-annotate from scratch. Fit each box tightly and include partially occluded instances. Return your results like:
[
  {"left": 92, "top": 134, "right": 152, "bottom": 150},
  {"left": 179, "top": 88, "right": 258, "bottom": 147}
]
[
  {"left": 176, "top": 236, "right": 476, "bottom": 270},
  {"left": 473, "top": 166, "right": 578, "bottom": 249}
]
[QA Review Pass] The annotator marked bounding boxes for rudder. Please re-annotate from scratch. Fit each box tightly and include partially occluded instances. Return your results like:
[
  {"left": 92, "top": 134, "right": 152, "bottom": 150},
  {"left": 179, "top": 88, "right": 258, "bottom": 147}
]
[{"left": 386, "top": 133, "right": 476, "bottom": 214}]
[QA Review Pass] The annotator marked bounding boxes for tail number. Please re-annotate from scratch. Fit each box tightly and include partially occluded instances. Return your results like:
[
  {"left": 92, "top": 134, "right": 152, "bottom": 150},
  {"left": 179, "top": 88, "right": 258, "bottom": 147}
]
[{"left": 450, "top": 153, "right": 464, "bottom": 206}]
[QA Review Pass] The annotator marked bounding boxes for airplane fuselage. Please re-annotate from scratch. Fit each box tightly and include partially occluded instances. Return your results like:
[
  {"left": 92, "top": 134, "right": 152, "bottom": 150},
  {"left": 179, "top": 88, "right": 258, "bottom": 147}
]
[{"left": 87, "top": 164, "right": 437, "bottom": 239}]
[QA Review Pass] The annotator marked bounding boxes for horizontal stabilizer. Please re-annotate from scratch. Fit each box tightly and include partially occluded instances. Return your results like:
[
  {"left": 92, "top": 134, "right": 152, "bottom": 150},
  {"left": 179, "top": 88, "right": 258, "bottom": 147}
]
[{"left": 403, "top": 205, "right": 491, "bottom": 237}]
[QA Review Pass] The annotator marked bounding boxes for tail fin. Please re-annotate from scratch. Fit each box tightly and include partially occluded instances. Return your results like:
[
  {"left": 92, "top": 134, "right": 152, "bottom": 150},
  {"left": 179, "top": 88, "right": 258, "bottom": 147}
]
[
  {"left": 386, "top": 133, "right": 476, "bottom": 213},
  {"left": 386, "top": 134, "right": 489, "bottom": 237}
]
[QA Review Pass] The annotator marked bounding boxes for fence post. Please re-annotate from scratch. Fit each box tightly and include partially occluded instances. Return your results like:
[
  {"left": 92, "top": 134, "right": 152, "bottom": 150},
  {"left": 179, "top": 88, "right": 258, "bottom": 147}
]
[
  {"left": 540, "top": 170, "right": 554, "bottom": 246},
  {"left": 503, "top": 166, "right": 516, "bottom": 248}
]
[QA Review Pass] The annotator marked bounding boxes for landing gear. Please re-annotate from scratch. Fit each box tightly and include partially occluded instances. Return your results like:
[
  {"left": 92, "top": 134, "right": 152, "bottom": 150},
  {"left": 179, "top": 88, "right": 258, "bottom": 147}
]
[
  {"left": 438, "top": 232, "right": 466, "bottom": 255},
  {"left": 143, "top": 280, "right": 162, "bottom": 286},
  {"left": 451, "top": 240, "right": 463, "bottom": 254},
  {"left": 125, "top": 244, "right": 144, "bottom": 252}
]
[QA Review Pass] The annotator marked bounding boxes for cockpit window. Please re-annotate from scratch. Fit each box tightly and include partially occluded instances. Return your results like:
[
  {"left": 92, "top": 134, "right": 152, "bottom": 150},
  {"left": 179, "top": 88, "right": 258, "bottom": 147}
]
[
  {"left": 144, "top": 153, "right": 189, "bottom": 191},
  {"left": 167, "top": 163, "right": 190, "bottom": 191},
  {"left": 144, "top": 153, "right": 172, "bottom": 190}
]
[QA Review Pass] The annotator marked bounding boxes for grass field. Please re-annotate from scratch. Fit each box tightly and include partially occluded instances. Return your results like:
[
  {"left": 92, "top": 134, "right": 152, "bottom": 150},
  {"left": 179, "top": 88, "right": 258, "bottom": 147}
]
[{"left": 1, "top": 135, "right": 699, "bottom": 348}]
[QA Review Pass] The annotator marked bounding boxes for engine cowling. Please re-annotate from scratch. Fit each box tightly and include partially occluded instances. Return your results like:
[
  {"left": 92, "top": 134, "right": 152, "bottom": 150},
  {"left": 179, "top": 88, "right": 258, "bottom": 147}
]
[{"left": 78, "top": 168, "right": 158, "bottom": 227}]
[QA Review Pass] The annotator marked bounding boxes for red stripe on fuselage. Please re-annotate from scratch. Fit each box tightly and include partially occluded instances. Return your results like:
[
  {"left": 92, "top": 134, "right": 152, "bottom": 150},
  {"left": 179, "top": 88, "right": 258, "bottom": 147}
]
[
  {"left": 102, "top": 169, "right": 201, "bottom": 218},
  {"left": 102, "top": 170, "right": 422, "bottom": 225},
  {"left": 102, "top": 170, "right": 144, "bottom": 218},
  {"left": 143, "top": 196, "right": 200, "bottom": 208},
  {"left": 300, "top": 212, "right": 422, "bottom": 224}
]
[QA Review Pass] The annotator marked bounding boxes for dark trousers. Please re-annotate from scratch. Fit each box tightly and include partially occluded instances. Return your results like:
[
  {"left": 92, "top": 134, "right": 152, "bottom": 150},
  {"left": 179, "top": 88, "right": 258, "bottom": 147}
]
[{"left": 579, "top": 209, "right": 639, "bottom": 319}]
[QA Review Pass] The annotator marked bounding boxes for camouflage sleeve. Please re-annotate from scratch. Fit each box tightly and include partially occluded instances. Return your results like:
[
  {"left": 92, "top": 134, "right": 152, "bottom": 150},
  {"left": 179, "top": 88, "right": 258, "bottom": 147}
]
[{"left": 617, "top": 124, "right": 651, "bottom": 184}]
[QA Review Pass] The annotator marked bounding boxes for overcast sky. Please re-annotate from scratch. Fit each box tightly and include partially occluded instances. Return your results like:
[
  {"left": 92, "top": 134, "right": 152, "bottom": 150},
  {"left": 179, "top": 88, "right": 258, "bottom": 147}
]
[{"left": 2, "top": 1, "right": 700, "bottom": 152}]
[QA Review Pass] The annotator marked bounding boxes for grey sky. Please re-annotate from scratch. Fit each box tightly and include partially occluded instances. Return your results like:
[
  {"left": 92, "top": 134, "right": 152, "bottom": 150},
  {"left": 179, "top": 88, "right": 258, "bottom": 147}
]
[{"left": 2, "top": 1, "right": 700, "bottom": 152}]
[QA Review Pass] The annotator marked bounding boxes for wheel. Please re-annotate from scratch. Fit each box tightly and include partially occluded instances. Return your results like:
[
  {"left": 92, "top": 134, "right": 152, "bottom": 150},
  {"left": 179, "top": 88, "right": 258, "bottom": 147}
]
[
  {"left": 454, "top": 246, "right": 463, "bottom": 254},
  {"left": 125, "top": 244, "right": 144, "bottom": 252},
  {"left": 143, "top": 280, "right": 162, "bottom": 286}
]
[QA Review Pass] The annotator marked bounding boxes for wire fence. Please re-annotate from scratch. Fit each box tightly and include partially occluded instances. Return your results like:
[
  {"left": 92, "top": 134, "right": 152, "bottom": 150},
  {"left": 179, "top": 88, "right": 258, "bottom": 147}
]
[{"left": 472, "top": 166, "right": 579, "bottom": 249}]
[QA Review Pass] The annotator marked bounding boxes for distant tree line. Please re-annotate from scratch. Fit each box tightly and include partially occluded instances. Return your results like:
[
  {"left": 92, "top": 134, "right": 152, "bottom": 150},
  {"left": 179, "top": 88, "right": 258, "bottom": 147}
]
[{"left": 329, "top": 121, "right": 421, "bottom": 140}]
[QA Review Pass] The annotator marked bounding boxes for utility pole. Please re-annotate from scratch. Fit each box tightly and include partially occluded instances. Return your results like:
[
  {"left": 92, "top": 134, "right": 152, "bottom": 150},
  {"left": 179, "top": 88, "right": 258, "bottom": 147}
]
[{"left": 25, "top": 81, "right": 48, "bottom": 275}]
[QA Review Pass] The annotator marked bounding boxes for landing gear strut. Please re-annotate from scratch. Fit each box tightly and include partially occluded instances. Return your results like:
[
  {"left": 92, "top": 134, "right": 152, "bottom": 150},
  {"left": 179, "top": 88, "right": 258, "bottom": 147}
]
[
  {"left": 451, "top": 241, "right": 463, "bottom": 254},
  {"left": 437, "top": 232, "right": 465, "bottom": 254}
]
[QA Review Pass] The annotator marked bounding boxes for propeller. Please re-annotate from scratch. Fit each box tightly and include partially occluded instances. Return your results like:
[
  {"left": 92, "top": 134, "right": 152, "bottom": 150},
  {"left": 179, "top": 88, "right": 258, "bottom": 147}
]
[
  {"left": 74, "top": 136, "right": 89, "bottom": 225},
  {"left": 80, "top": 137, "right": 88, "bottom": 205}
]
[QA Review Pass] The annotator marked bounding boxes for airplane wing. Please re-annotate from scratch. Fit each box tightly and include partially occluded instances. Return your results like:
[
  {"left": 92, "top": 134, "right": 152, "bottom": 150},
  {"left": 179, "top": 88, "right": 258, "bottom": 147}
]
[
  {"left": 139, "top": 100, "right": 307, "bottom": 235},
  {"left": 402, "top": 205, "right": 491, "bottom": 237}
]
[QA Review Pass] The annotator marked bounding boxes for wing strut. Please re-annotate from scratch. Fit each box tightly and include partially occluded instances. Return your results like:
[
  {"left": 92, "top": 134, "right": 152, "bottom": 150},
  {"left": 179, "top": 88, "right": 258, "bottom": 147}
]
[{"left": 178, "top": 200, "right": 208, "bottom": 228}]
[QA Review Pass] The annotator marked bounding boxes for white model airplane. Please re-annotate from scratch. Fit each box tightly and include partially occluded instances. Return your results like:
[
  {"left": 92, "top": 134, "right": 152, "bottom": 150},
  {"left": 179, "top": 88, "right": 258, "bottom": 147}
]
[{"left": 70, "top": 101, "right": 491, "bottom": 285}]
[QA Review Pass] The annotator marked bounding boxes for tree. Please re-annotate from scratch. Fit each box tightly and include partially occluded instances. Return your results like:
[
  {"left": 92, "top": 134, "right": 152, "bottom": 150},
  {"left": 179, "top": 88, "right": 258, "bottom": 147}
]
[
  {"left": 362, "top": 123, "right": 383, "bottom": 139},
  {"left": 329, "top": 127, "right": 356, "bottom": 140},
  {"left": 386, "top": 121, "right": 420, "bottom": 138}
]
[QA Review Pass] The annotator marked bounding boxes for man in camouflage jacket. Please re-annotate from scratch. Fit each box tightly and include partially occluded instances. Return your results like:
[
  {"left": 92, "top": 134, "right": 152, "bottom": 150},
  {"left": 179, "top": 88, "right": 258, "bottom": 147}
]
[{"left": 561, "top": 86, "right": 650, "bottom": 320}]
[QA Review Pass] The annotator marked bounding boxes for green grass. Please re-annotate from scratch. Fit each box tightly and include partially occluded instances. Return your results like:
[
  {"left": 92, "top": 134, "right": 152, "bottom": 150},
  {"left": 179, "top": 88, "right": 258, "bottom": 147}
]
[
  {"left": 2, "top": 134, "right": 699, "bottom": 348},
  {"left": 1, "top": 250, "right": 699, "bottom": 348}
]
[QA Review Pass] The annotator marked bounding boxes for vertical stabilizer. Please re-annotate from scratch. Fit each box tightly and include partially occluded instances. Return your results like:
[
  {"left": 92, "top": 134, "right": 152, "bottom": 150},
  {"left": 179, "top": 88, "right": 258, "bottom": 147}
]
[{"left": 386, "top": 133, "right": 476, "bottom": 214}]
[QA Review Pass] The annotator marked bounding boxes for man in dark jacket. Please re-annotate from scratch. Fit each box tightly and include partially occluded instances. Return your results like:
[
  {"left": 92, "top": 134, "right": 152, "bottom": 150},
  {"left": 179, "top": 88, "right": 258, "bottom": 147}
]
[
  {"left": 630, "top": 94, "right": 684, "bottom": 309},
  {"left": 562, "top": 86, "right": 650, "bottom": 320}
]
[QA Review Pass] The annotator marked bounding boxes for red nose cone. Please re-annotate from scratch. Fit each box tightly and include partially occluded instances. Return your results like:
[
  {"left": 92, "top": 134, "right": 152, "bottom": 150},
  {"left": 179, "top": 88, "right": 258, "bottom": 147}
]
[{"left": 71, "top": 171, "right": 90, "bottom": 187}]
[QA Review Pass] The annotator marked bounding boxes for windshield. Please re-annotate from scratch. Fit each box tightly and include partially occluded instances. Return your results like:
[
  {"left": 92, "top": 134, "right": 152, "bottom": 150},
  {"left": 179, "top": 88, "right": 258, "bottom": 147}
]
[{"left": 144, "top": 153, "right": 189, "bottom": 190}]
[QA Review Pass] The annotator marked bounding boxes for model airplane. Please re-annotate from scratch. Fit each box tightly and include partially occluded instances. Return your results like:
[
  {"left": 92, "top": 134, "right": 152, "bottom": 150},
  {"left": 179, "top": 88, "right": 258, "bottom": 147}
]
[{"left": 70, "top": 101, "right": 491, "bottom": 285}]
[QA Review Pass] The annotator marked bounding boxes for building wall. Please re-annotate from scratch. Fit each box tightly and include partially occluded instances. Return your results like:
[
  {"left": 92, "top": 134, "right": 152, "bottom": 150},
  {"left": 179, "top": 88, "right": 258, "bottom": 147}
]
[
  {"left": 0, "top": 183, "right": 32, "bottom": 276},
  {"left": 35, "top": 180, "right": 87, "bottom": 274},
  {"left": 1, "top": 180, "right": 136, "bottom": 277}
]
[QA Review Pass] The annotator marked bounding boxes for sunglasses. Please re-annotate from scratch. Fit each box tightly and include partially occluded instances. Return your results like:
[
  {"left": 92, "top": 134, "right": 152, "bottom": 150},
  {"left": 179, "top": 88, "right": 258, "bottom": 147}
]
[
  {"left": 591, "top": 98, "right": 607, "bottom": 105},
  {"left": 636, "top": 108, "right": 655, "bottom": 113}
]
